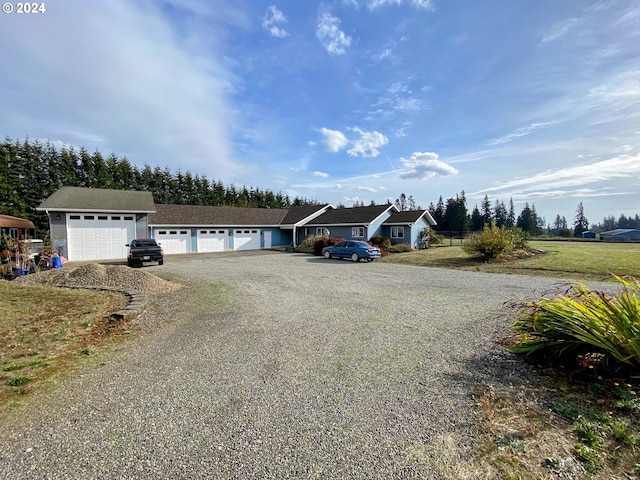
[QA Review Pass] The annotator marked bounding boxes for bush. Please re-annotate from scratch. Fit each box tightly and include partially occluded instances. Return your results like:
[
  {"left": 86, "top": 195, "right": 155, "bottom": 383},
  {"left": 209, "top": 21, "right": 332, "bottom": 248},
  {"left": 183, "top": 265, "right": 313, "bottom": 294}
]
[
  {"left": 388, "top": 243, "right": 412, "bottom": 253},
  {"left": 313, "top": 237, "right": 345, "bottom": 256},
  {"left": 462, "top": 223, "right": 528, "bottom": 259},
  {"left": 511, "top": 275, "right": 640, "bottom": 370},
  {"left": 295, "top": 235, "right": 323, "bottom": 253},
  {"left": 370, "top": 235, "right": 391, "bottom": 253}
]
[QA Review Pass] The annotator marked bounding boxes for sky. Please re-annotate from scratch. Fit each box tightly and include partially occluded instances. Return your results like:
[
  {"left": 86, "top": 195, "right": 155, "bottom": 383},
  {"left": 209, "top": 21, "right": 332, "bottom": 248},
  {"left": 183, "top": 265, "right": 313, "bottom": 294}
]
[{"left": 1, "top": 0, "right": 639, "bottom": 226}]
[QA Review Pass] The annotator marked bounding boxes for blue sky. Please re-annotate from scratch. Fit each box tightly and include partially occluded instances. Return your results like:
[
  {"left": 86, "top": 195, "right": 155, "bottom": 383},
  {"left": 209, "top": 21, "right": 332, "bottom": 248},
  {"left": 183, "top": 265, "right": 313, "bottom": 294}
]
[{"left": 1, "top": 0, "right": 639, "bottom": 225}]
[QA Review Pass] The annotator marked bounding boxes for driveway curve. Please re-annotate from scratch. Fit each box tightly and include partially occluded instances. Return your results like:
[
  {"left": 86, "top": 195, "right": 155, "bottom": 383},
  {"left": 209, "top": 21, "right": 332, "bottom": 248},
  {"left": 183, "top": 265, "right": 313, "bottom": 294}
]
[{"left": 0, "top": 251, "right": 573, "bottom": 479}]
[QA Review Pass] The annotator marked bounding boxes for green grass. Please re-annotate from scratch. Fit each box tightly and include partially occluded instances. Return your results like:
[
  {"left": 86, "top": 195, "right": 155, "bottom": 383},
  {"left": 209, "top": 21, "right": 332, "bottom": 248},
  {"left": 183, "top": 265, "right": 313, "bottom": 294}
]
[{"left": 380, "top": 240, "right": 640, "bottom": 281}]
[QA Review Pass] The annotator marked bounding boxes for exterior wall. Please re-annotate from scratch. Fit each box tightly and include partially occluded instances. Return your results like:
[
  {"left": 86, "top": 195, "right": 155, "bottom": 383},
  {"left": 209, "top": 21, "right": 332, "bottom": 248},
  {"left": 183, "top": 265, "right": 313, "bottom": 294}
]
[
  {"left": 48, "top": 211, "right": 68, "bottom": 257},
  {"left": 135, "top": 214, "right": 148, "bottom": 239},
  {"left": 367, "top": 209, "right": 394, "bottom": 238},
  {"left": 410, "top": 218, "right": 429, "bottom": 248},
  {"left": 262, "top": 228, "right": 290, "bottom": 247}
]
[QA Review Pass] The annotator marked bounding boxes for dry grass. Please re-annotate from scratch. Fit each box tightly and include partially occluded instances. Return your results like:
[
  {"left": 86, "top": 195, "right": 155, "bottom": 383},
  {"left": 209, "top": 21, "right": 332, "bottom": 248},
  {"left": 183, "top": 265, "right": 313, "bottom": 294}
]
[{"left": 0, "top": 281, "right": 128, "bottom": 408}]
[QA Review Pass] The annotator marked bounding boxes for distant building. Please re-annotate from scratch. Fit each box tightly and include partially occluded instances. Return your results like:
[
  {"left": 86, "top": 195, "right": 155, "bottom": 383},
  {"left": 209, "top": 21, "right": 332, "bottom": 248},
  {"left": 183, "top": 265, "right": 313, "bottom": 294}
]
[
  {"left": 581, "top": 231, "right": 599, "bottom": 239},
  {"left": 600, "top": 229, "right": 640, "bottom": 242}
]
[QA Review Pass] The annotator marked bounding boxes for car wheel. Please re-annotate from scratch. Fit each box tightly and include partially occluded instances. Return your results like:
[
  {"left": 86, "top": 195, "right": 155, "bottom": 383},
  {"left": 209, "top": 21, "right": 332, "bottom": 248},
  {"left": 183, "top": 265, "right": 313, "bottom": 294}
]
[
  {"left": 351, "top": 252, "right": 359, "bottom": 262},
  {"left": 158, "top": 259, "right": 164, "bottom": 265},
  {"left": 324, "top": 250, "right": 331, "bottom": 259},
  {"left": 127, "top": 259, "right": 133, "bottom": 267}
]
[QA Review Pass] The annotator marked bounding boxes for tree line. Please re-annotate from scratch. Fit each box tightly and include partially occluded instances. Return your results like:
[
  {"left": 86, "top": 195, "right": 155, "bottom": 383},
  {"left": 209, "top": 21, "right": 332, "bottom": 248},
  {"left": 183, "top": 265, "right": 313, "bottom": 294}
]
[{"left": 0, "top": 137, "right": 320, "bottom": 234}]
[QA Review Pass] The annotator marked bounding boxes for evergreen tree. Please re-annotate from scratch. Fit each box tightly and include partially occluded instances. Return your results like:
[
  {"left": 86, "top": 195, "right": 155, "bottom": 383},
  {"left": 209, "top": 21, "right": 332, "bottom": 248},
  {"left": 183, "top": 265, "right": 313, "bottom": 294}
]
[
  {"left": 470, "top": 205, "right": 484, "bottom": 231},
  {"left": 573, "top": 202, "right": 589, "bottom": 237},
  {"left": 481, "top": 195, "right": 492, "bottom": 226},
  {"left": 507, "top": 198, "right": 516, "bottom": 228},
  {"left": 516, "top": 203, "right": 539, "bottom": 235},
  {"left": 494, "top": 200, "right": 508, "bottom": 227}
]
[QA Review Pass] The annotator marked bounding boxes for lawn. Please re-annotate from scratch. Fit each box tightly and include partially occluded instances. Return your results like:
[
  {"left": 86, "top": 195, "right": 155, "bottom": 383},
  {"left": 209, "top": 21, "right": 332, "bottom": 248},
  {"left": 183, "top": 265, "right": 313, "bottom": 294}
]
[
  {"left": 380, "top": 240, "right": 640, "bottom": 282},
  {"left": 0, "top": 282, "right": 127, "bottom": 409}
]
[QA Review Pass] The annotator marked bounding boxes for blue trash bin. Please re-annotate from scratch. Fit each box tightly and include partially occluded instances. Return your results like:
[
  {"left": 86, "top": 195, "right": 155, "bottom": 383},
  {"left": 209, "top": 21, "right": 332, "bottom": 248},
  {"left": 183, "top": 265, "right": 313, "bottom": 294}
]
[{"left": 52, "top": 256, "right": 63, "bottom": 268}]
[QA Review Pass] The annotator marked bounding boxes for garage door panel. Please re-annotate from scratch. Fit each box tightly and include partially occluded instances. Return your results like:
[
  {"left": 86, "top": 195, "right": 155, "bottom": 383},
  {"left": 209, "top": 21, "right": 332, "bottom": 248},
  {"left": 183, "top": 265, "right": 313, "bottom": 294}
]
[
  {"left": 67, "top": 215, "right": 134, "bottom": 261},
  {"left": 234, "top": 229, "right": 260, "bottom": 251},
  {"left": 155, "top": 230, "right": 189, "bottom": 255},
  {"left": 197, "top": 230, "right": 226, "bottom": 252}
]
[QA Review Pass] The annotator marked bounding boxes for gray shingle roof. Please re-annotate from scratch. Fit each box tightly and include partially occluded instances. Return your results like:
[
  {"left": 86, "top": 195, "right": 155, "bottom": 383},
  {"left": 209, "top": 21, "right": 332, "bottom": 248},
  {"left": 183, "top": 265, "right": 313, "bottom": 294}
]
[
  {"left": 38, "top": 187, "right": 156, "bottom": 213},
  {"left": 149, "top": 204, "right": 289, "bottom": 226},
  {"left": 280, "top": 205, "right": 332, "bottom": 225},
  {"left": 383, "top": 210, "right": 437, "bottom": 226},
  {"left": 307, "top": 204, "right": 394, "bottom": 225}
]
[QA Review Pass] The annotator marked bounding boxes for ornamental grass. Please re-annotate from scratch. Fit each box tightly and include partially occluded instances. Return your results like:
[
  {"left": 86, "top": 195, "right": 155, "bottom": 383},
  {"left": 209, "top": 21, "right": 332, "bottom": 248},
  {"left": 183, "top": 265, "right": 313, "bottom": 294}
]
[{"left": 511, "top": 275, "right": 640, "bottom": 369}]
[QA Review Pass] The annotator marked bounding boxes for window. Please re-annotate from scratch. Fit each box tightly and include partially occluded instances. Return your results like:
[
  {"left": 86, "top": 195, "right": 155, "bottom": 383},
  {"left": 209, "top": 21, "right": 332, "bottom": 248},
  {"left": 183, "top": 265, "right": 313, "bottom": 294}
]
[
  {"left": 158, "top": 231, "right": 167, "bottom": 235},
  {"left": 218, "top": 231, "right": 224, "bottom": 234},
  {"left": 98, "top": 216, "right": 108, "bottom": 220},
  {"left": 124, "top": 216, "right": 133, "bottom": 221},
  {"left": 251, "top": 230, "right": 257, "bottom": 233},
  {"left": 316, "top": 228, "right": 327, "bottom": 236},
  {"left": 236, "top": 230, "right": 242, "bottom": 233},
  {"left": 70, "top": 215, "right": 80, "bottom": 220},
  {"left": 244, "top": 230, "right": 250, "bottom": 233},
  {"left": 112, "top": 216, "right": 121, "bottom": 220},
  {"left": 170, "top": 231, "right": 177, "bottom": 234},
  {"left": 391, "top": 226, "right": 405, "bottom": 238},
  {"left": 180, "top": 231, "right": 187, "bottom": 234},
  {"left": 201, "top": 230, "right": 207, "bottom": 234},
  {"left": 352, "top": 227, "right": 365, "bottom": 238},
  {"left": 304, "top": 228, "right": 310, "bottom": 236}
]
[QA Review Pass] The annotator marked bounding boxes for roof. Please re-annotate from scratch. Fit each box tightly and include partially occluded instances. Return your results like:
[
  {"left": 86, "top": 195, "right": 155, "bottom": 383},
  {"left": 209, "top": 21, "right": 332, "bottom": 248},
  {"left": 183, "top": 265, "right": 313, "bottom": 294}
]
[
  {"left": 0, "top": 214, "right": 36, "bottom": 229},
  {"left": 382, "top": 209, "right": 437, "bottom": 226},
  {"left": 280, "top": 204, "right": 332, "bottom": 226},
  {"left": 600, "top": 229, "right": 638, "bottom": 236},
  {"left": 148, "top": 204, "right": 289, "bottom": 226},
  {"left": 38, "top": 187, "right": 156, "bottom": 213},
  {"left": 307, "top": 204, "right": 395, "bottom": 225}
]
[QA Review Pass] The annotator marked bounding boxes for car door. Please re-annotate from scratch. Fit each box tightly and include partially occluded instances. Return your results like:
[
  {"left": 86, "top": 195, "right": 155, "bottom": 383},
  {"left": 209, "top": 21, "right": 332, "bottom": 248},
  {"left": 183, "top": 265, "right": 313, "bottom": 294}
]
[{"left": 333, "top": 241, "right": 348, "bottom": 257}]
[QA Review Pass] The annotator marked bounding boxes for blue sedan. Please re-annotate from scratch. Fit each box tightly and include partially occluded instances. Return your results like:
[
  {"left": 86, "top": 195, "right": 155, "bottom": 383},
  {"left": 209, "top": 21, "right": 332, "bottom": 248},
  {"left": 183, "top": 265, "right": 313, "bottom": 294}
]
[{"left": 322, "top": 240, "right": 382, "bottom": 262}]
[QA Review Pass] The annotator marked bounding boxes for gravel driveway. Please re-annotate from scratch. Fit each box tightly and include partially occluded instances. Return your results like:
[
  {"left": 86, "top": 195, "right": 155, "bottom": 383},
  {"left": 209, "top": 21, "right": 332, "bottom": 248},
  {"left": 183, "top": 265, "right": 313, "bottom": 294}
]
[{"left": 0, "top": 251, "right": 573, "bottom": 479}]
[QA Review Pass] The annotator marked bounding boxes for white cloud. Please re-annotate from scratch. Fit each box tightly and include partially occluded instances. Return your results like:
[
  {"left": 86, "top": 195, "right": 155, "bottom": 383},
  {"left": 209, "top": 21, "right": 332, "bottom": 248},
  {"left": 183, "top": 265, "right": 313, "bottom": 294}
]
[
  {"left": 357, "top": 186, "right": 378, "bottom": 192},
  {"left": 474, "top": 153, "right": 640, "bottom": 197},
  {"left": 262, "top": 5, "right": 289, "bottom": 38},
  {"left": 313, "top": 171, "right": 329, "bottom": 178},
  {"left": 487, "top": 122, "right": 554, "bottom": 146},
  {"left": 399, "top": 152, "right": 459, "bottom": 179},
  {"left": 366, "top": 0, "right": 435, "bottom": 11},
  {"left": 319, "top": 127, "right": 349, "bottom": 152},
  {"left": 347, "top": 127, "right": 389, "bottom": 157},
  {"left": 316, "top": 13, "right": 352, "bottom": 56},
  {"left": 540, "top": 17, "right": 579, "bottom": 44}
]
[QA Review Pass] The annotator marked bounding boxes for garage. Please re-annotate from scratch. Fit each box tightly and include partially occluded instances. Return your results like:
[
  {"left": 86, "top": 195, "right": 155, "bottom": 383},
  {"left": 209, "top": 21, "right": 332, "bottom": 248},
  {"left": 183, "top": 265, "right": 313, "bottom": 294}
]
[
  {"left": 197, "top": 229, "right": 227, "bottom": 253},
  {"left": 67, "top": 214, "right": 135, "bottom": 261},
  {"left": 155, "top": 229, "right": 190, "bottom": 255},
  {"left": 234, "top": 229, "right": 260, "bottom": 250}
]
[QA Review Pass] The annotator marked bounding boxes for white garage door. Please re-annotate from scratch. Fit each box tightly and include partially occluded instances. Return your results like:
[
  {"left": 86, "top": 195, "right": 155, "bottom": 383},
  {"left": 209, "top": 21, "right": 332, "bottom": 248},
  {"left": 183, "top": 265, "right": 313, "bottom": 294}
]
[
  {"left": 234, "top": 229, "right": 260, "bottom": 250},
  {"left": 155, "top": 229, "right": 190, "bottom": 255},
  {"left": 197, "top": 229, "right": 227, "bottom": 253},
  {"left": 67, "top": 214, "right": 135, "bottom": 261}
]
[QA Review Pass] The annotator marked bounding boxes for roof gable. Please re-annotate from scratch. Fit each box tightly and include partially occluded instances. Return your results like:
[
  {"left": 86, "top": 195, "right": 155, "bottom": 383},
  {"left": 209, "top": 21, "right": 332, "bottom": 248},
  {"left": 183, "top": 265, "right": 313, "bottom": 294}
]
[
  {"left": 281, "top": 204, "right": 332, "bottom": 225},
  {"left": 383, "top": 209, "right": 437, "bottom": 226},
  {"left": 0, "top": 214, "right": 36, "bottom": 229},
  {"left": 37, "top": 187, "right": 156, "bottom": 213},
  {"left": 149, "top": 204, "right": 289, "bottom": 226},
  {"left": 307, "top": 204, "right": 395, "bottom": 225}
]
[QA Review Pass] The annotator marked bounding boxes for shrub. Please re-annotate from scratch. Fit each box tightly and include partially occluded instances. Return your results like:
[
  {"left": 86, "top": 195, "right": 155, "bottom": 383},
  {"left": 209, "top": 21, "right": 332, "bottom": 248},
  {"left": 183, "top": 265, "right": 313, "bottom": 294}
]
[
  {"left": 313, "top": 237, "right": 345, "bottom": 256},
  {"left": 369, "top": 235, "right": 391, "bottom": 253},
  {"left": 511, "top": 275, "right": 640, "bottom": 370},
  {"left": 388, "top": 243, "right": 412, "bottom": 253},
  {"left": 295, "top": 235, "right": 323, "bottom": 254},
  {"left": 462, "top": 223, "right": 528, "bottom": 259}
]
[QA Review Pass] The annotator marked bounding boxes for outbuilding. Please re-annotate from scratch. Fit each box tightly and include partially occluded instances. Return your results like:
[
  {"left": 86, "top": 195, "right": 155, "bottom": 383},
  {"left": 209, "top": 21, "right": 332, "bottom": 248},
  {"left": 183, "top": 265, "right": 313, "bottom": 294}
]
[{"left": 37, "top": 186, "right": 156, "bottom": 261}]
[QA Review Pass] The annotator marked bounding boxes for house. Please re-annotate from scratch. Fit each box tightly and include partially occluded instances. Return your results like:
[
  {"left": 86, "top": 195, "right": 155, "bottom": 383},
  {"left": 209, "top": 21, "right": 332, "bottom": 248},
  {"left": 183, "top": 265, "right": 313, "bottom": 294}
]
[
  {"left": 147, "top": 204, "right": 292, "bottom": 254},
  {"left": 382, "top": 209, "right": 437, "bottom": 248},
  {"left": 600, "top": 229, "right": 640, "bottom": 242},
  {"left": 0, "top": 214, "right": 36, "bottom": 240},
  {"left": 38, "top": 187, "right": 438, "bottom": 261},
  {"left": 37, "top": 186, "right": 156, "bottom": 260},
  {"left": 581, "top": 231, "right": 600, "bottom": 240},
  {"left": 300, "top": 204, "right": 396, "bottom": 244}
]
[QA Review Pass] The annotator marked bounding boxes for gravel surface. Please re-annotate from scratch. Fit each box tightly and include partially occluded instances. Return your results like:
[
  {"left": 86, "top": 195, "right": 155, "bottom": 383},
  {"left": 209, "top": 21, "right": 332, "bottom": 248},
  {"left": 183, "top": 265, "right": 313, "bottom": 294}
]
[
  {"left": 14, "top": 263, "right": 181, "bottom": 294},
  {"left": 0, "top": 251, "right": 584, "bottom": 478}
]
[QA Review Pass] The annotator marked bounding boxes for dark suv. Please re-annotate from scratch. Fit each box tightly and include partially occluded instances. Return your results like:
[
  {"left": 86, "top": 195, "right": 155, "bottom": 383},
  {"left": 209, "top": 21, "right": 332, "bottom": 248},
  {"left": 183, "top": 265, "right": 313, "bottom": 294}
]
[{"left": 126, "top": 239, "right": 164, "bottom": 267}]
